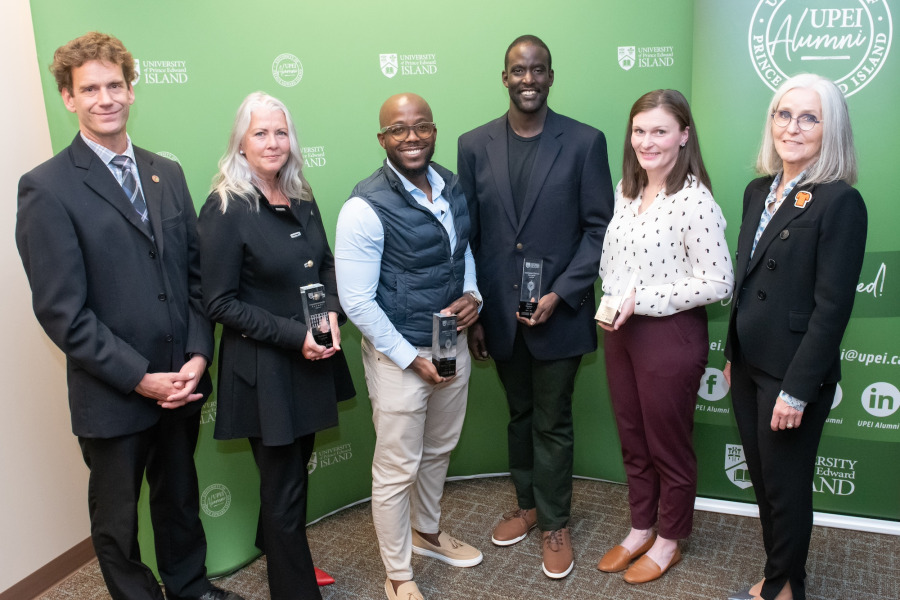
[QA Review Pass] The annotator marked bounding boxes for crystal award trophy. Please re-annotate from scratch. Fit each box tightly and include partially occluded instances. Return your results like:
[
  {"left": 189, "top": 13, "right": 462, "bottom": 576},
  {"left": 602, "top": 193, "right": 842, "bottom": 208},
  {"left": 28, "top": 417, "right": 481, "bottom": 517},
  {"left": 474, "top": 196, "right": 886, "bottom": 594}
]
[
  {"left": 595, "top": 264, "right": 637, "bottom": 327},
  {"left": 299, "top": 283, "right": 333, "bottom": 348},
  {"left": 519, "top": 258, "right": 543, "bottom": 318},
  {"left": 432, "top": 313, "right": 458, "bottom": 377}
]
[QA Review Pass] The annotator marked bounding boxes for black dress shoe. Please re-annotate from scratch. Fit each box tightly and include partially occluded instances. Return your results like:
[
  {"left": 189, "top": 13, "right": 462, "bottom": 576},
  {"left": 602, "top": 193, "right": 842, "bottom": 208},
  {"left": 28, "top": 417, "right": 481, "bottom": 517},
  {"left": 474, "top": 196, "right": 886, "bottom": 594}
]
[{"left": 197, "top": 586, "right": 245, "bottom": 600}]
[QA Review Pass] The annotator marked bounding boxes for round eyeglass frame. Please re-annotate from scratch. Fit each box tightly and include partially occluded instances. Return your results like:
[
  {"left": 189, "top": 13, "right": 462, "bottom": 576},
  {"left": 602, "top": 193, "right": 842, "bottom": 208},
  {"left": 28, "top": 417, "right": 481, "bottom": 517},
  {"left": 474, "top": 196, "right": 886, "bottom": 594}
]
[
  {"left": 771, "top": 111, "right": 821, "bottom": 131},
  {"left": 379, "top": 122, "right": 436, "bottom": 141}
]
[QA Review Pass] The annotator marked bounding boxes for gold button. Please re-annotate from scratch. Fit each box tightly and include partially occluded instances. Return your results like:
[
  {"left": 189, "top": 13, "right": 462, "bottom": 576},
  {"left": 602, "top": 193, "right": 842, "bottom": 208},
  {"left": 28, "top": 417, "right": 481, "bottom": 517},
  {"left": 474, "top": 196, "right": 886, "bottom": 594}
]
[{"left": 516, "top": 243, "right": 523, "bottom": 250}]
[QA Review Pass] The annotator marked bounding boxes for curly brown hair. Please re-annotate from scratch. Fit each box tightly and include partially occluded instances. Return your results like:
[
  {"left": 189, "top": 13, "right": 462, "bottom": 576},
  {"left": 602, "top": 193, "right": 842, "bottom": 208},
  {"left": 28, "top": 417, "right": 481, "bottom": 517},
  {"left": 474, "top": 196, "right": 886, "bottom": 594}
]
[{"left": 50, "top": 32, "right": 135, "bottom": 94}]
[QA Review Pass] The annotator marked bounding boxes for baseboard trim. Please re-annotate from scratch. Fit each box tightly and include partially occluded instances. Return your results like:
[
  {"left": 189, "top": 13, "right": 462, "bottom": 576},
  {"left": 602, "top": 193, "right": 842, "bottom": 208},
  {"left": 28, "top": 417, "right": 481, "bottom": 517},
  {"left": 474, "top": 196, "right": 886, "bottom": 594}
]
[{"left": 0, "top": 537, "right": 95, "bottom": 600}]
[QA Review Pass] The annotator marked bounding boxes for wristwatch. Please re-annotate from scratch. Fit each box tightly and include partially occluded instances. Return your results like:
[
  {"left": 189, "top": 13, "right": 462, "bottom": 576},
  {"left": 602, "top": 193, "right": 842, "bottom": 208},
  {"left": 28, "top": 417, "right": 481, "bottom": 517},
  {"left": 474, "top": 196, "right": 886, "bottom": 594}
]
[{"left": 466, "top": 290, "right": 483, "bottom": 308}]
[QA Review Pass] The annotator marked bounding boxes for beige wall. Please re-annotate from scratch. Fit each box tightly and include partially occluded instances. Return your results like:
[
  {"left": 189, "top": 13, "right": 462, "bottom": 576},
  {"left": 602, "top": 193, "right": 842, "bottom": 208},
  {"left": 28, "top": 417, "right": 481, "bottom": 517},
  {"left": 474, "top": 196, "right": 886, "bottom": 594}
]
[{"left": 0, "top": 0, "right": 91, "bottom": 593}]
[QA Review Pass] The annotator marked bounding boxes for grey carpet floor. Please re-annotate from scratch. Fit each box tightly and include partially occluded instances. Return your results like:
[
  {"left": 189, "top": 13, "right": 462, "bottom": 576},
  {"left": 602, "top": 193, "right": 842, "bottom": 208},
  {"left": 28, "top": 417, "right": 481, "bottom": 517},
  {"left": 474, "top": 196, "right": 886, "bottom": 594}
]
[{"left": 41, "top": 477, "right": 898, "bottom": 600}]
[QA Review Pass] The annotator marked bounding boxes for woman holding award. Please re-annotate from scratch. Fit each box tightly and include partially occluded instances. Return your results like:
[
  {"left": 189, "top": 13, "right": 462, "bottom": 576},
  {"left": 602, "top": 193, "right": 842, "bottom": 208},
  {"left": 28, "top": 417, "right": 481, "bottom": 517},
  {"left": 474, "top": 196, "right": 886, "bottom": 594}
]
[
  {"left": 198, "top": 92, "right": 354, "bottom": 600},
  {"left": 596, "top": 89, "right": 733, "bottom": 583},
  {"left": 724, "top": 74, "right": 866, "bottom": 600}
]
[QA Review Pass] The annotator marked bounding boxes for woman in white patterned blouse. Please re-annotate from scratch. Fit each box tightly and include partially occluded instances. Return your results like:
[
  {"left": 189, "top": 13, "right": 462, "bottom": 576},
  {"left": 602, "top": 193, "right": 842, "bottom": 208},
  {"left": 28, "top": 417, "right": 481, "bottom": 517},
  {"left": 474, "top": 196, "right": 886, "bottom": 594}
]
[{"left": 596, "top": 89, "right": 734, "bottom": 584}]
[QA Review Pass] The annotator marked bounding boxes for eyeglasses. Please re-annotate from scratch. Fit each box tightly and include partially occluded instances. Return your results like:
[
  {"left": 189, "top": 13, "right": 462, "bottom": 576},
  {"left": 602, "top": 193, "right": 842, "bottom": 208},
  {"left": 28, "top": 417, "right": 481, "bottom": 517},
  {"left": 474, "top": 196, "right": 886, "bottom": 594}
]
[
  {"left": 379, "top": 122, "right": 436, "bottom": 141},
  {"left": 771, "top": 110, "right": 821, "bottom": 131}
]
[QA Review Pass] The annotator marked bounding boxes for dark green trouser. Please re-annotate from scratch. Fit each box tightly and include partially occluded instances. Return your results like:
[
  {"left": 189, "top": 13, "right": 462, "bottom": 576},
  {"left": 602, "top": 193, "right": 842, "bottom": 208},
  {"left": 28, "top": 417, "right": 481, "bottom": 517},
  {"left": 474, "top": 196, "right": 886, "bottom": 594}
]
[{"left": 494, "top": 330, "right": 582, "bottom": 531}]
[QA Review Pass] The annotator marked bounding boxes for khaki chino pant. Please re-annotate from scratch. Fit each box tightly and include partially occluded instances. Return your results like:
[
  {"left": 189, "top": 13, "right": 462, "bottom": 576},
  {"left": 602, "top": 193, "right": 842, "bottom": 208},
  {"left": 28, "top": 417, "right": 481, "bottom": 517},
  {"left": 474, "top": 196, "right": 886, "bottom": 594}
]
[{"left": 362, "top": 333, "right": 470, "bottom": 580}]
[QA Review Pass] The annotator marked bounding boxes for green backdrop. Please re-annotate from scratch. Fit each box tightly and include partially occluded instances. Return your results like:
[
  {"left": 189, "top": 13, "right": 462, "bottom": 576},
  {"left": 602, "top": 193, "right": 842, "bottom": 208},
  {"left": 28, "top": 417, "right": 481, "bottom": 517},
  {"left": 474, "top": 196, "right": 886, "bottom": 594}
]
[{"left": 29, "top": 0, "right": 898, "bottom": 576}]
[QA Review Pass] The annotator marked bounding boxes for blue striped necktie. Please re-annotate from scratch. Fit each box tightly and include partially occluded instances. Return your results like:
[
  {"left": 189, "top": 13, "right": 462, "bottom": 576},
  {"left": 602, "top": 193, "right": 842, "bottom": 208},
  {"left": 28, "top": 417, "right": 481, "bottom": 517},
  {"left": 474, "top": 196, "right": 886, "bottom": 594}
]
[{"left": 111, "top": 155, "right": 149, "bottom": 224}]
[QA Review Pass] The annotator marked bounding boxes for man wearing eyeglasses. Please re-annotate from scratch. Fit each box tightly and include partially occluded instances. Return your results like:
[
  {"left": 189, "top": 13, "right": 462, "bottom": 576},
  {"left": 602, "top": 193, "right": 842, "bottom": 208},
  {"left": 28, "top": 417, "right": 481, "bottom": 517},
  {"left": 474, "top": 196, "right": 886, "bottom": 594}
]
[{"left": 335, "top": 93, "right": 483, "bottom": 600}]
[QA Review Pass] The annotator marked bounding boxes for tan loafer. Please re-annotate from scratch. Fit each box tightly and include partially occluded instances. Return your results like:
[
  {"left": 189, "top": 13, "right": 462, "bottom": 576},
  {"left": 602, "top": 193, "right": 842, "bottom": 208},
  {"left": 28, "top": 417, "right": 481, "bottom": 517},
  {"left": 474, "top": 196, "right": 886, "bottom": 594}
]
[
  {"left": 597, "top": 534, "right": 657, "bottom": 572},
  {"left": 411, "top": 530, "right": 483, "bottom": 567},
  {"left": 384, "top": 578, "right": 424, "bottom": 600},
  {"left": 623, "top": 547, "right": 681, "bottom": 584}
]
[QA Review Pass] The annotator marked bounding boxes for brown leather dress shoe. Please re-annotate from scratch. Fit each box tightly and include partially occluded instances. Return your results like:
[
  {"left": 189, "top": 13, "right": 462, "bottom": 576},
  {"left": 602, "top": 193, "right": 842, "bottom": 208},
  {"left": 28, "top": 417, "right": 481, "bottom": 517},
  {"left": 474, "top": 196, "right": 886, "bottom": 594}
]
[
  {"left": 491, "top": 508, "right": 537, "bottom": 546},
  {"left": 597, "top": 534, "right": 657, "bottom": 572},
  {"left": 623, "top": 547, "right": 681, "bottom": 584},
  {"left": 541, "top": 528, "right": 574, "bottom": 579}
]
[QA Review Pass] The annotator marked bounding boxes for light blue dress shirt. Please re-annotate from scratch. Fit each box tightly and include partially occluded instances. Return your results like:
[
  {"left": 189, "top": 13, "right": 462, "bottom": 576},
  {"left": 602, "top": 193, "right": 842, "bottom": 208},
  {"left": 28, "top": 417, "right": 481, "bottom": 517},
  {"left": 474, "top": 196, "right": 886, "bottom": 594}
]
[
  {"left": 335, "top": 161, "right": 478, "bottom": 369},
  {"left": 81, "top": 133, "right": 146, "bottom": 200}
]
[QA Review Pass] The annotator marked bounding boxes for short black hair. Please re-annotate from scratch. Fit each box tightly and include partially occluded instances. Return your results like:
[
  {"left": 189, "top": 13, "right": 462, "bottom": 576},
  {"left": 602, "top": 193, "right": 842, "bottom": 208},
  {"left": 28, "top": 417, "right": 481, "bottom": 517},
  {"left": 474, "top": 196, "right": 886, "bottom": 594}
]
[{"left": 504, "top": 35, "right": 552, "bottom": 70}]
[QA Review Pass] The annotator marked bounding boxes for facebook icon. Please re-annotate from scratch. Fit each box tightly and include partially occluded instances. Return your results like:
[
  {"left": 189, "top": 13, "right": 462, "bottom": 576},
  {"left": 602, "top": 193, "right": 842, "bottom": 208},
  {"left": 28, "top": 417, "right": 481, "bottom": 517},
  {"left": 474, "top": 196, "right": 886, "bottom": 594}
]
[{"left": 697, "top": 367, "right": 729, "bottom": 401}]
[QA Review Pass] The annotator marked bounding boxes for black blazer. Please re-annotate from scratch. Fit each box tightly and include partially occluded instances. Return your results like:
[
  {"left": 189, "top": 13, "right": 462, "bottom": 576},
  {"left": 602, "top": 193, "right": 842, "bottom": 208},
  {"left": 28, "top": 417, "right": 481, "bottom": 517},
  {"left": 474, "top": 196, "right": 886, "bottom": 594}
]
[
  {"left": 198, "top": 191, "right": 353, "bottom": 445},
  {"left": 16, "top": 134, "right": 213, "bottom": 438},
  {"left": 725, "top": 177, "right": 867, "bottom": 401},
  {"left": 457, "top": 110, "right": 614, "bottom": 361}
]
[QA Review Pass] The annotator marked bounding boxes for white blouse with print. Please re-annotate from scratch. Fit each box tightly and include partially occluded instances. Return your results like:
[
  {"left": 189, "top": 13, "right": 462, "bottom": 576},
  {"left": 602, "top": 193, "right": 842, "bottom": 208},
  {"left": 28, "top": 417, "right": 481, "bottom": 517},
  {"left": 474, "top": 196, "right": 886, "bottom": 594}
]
[{"left": 599, "top": 175, "right": 734, "bottom": 317}]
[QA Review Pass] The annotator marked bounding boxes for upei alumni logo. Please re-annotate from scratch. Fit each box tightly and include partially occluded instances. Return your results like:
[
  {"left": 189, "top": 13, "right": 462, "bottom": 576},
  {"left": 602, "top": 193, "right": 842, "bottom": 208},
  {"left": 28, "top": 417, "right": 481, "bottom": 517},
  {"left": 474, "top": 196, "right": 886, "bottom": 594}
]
[
  {"left": 272, "top": 53, "right": 304, "bottom": 87},
  {"left": 749, "top": 0, "right": 893, "bottom": 96},
  {"left": 155, "top": 151, "right": 181, "bottom": 164},
  {"left": 200, "top": 483, "right": 232, "bottom": 517}
]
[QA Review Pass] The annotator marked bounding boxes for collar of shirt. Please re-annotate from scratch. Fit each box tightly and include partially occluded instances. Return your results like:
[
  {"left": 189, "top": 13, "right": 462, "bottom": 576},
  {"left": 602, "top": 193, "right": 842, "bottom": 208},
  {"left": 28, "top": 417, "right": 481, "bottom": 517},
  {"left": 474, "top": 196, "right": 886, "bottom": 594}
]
[
  {"left": 81, "top": 132, "right": 137, "bottom": 166},
  {"left": 765, "top": 170, "right": 806, "bottom": 215},
  {"left": 385, "top": 159, "right": 448, "bottom": 215},
  {"left": 385, "top": 159, "right": 456, "bottom": 252},
  {"left": 82, "top": 133, "right": 146, "bottom": 201}
]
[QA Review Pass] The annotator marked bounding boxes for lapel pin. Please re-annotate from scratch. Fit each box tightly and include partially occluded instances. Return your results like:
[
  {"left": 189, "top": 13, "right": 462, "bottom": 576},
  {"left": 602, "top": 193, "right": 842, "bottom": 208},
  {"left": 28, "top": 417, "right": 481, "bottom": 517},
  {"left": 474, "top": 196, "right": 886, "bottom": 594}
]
[
  {"left": 794, "top": 191, "right": 812, "bottom": 208},
  {"left": 305, "top": 260, "right": 314, "bottom": 268},
  {"left": 151, "top": 175, "right": 160, "bottom": 183}
]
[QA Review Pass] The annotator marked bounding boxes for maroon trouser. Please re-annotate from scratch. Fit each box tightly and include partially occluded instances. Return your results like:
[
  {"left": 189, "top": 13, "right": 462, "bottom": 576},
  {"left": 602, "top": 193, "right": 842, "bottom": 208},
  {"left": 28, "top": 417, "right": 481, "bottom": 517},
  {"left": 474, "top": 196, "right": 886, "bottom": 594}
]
[{"left": 603, "top": 307, "right": 708, "bottom": 539}]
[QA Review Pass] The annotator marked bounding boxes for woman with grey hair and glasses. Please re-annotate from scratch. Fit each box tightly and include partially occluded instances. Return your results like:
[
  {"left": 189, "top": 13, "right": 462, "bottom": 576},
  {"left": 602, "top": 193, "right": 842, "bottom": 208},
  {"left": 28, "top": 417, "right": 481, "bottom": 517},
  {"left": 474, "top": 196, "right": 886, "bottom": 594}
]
[{"left": 724, "top": 74, "right": 867, "bottom": 600}]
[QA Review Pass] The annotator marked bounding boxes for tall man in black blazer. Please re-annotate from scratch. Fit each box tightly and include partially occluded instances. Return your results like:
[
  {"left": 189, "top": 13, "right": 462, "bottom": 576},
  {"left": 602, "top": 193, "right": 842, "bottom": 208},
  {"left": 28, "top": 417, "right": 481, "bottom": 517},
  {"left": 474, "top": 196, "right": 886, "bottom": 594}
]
[
  {"left": 457, "top": 35, "right": 614, "bottom": 578},
  {"left": 15, "top": 32, "right": 241, "bottom": 600}
]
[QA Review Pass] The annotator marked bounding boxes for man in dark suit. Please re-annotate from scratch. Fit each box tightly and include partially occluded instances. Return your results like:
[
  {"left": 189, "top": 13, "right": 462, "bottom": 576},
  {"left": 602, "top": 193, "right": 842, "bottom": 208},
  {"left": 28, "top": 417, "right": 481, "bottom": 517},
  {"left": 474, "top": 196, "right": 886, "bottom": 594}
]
[
  {"left": 457, "top": 35, "right": 613, "bottom": 578},
  {"left": 15, "top": 32, "right": 242, "bottom": 600}
]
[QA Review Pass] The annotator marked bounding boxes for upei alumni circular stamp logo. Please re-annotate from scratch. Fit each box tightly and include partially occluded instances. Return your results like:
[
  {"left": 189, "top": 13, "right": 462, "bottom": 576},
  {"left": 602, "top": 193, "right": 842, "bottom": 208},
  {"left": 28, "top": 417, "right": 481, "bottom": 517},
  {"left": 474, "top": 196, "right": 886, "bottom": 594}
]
[
  {"left": 272, "top": 53, "right": 304, "bottom": 87},
  {"left": 155, "top": 151, "right": 181, "bottom": 164},
  {"left": 200, "top": 483, "right": 232, "bottom": 517},
  {"left": 749, "top": 0, "right": 892, "bottom": 97}
]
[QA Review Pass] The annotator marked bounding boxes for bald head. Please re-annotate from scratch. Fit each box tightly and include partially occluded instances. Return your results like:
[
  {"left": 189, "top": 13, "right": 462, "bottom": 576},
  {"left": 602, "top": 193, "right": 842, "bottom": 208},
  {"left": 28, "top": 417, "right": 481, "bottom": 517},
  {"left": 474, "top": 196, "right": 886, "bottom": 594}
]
[
  {"left": 376, "top": 93, "right": 436, "bottom": 186},
  {"left": 379, "top": 93, "right": 432, "bottom": 128}
]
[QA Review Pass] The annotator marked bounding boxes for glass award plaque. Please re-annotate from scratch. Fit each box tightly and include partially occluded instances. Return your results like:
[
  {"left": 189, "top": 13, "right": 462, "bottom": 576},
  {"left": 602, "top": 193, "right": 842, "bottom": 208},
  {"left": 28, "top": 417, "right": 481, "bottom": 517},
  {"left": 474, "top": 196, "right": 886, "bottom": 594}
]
[
  {"left": 519, "top": 258, "right": 543, "bottom": 318},
  {"left": 300, "top": 283, "right": 333, "bottom": 348},
  {"left": 595, "top": 266, "right": 637, "bottom": 327},
  {"left": 432, "top": 313, "right": 458, "bottom": 377}
]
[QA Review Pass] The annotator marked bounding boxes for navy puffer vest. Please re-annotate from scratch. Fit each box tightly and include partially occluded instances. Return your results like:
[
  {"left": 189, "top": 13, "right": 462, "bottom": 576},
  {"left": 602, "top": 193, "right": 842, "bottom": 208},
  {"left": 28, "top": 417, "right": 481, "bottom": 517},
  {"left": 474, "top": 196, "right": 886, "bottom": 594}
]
[{"left": 350, "top": 161, "right": 470, "bottom": 347}]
